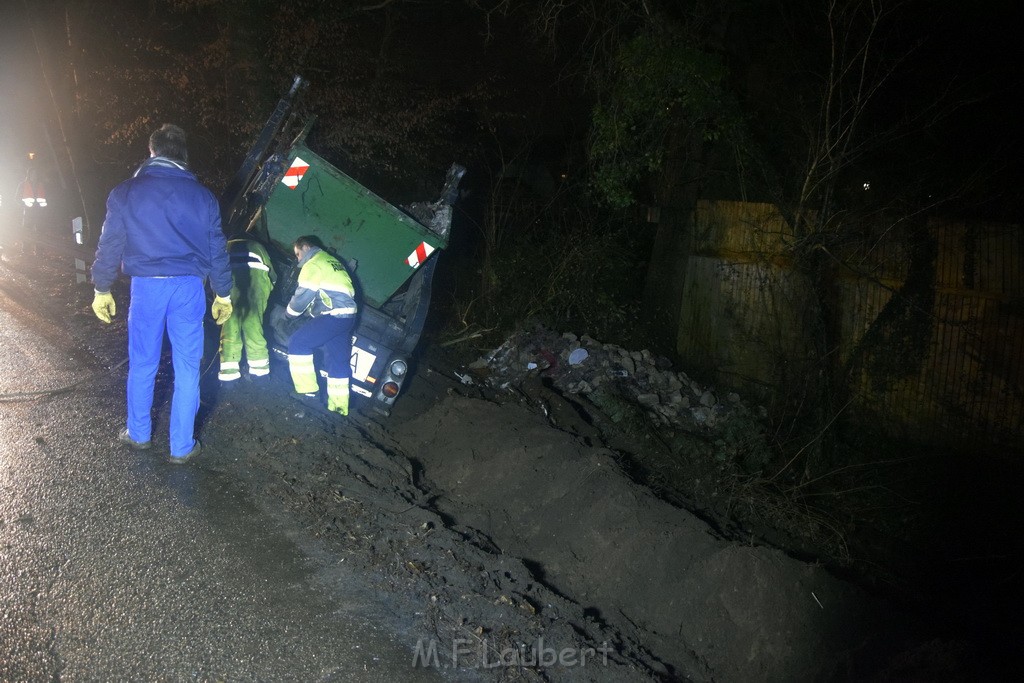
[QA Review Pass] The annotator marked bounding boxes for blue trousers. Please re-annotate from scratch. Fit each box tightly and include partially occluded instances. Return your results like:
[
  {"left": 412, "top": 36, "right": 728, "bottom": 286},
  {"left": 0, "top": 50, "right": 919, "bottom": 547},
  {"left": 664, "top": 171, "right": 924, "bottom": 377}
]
[
  {"left": 288, "top": 315, "right": 355, "bottom": 381},
  {"left": 127, "top": 276, "right": 205, "bottom": 457}
]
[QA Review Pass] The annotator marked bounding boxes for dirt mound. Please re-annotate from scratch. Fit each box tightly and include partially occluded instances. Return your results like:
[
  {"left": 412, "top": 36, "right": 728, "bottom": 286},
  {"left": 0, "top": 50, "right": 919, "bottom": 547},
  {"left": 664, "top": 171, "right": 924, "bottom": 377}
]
[
  {"left": 201, "top": 382, "right": 672, "bottom": 682},
  {"left": 392, "top": 394, "right": 916, "bottom": 681}
]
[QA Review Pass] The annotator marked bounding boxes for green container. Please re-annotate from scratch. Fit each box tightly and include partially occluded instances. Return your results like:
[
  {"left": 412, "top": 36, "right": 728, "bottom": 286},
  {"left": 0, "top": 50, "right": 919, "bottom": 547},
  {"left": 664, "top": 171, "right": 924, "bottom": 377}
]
[{"left": 262, "top": 145, "right": 446, "bottom": 308}]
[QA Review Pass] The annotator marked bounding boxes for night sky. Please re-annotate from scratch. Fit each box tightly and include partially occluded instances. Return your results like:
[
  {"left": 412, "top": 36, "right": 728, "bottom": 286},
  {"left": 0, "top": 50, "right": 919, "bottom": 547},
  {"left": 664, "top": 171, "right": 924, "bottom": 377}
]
[{"left": 898, "top": 1, "right": 1024, "bottom": 213}]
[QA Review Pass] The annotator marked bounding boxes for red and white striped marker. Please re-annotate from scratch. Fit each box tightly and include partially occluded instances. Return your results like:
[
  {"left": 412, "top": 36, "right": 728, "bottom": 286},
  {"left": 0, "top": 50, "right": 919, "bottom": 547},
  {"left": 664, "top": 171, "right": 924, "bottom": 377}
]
[
  {"left": 405, "top": 242, "right": 435, "bottom": 268},
  {"left": 282, "top": 157, "right": 310, "bottom": 189}
]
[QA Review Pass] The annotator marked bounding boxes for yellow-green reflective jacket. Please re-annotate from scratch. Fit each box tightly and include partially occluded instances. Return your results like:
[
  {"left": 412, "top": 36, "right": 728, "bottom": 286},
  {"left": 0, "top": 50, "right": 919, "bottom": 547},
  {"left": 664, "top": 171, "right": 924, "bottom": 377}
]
[
  {"left": 286, "top": 247, "right": 357, "bottom": 318},
  {"left": 227, "top": 239, "right": 276, "bottom": 285}
]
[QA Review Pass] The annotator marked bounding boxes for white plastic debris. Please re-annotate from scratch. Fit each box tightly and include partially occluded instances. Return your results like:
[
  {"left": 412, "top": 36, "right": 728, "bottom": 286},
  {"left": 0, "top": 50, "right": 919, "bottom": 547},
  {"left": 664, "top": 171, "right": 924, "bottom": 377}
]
[{"left": 568, "top": 348, "right": 589, "bottom": 365}]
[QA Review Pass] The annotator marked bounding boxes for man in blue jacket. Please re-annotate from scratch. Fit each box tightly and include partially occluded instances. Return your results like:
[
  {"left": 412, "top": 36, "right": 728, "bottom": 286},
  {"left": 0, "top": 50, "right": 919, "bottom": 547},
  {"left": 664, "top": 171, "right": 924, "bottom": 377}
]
[{"left": 91, "top": 123, "right": 233, "bottom": 464}]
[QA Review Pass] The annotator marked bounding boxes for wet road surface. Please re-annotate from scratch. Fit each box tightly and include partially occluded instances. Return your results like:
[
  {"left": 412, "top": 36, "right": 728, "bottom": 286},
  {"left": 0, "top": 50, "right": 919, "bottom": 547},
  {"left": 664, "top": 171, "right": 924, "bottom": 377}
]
[{"left": 0, "top": 296, "right": 444, "bottom": 681}]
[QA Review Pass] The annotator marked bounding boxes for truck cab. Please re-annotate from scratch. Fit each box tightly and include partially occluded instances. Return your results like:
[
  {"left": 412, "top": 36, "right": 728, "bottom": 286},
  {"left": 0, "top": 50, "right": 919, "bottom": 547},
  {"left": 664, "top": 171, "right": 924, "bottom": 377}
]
[{"left": 222, "top": 76, "right": 464, "bottom": 414}]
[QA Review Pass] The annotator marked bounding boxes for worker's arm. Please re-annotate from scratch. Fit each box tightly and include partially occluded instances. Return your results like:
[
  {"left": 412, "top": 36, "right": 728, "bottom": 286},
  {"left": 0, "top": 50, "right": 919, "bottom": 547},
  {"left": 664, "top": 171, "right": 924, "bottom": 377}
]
[
  {"left": 286, "top": 285, "right": 315, "bottom": 317},
  {"left": 206, "top": 192, "right": 232, "bottom": 299},
  {"left": 90, "top": 189, "right": 128, "bottom": 293},
  {"left": 286, "top": 262, "right": 317, "bottom": 317}
]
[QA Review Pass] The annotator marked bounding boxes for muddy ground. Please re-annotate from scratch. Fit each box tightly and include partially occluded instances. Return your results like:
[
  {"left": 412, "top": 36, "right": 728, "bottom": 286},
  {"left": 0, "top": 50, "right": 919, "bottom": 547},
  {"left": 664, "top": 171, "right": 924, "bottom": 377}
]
[{"left": 1, "top": 251, "right": 1015, "bottom": 681}]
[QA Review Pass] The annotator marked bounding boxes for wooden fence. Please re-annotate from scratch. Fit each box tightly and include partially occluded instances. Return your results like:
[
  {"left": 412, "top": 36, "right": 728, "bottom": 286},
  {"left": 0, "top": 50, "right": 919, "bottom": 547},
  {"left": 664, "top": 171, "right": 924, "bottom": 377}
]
[{"left": 676, "top": 201, "right": 1024, "bottom": 454}]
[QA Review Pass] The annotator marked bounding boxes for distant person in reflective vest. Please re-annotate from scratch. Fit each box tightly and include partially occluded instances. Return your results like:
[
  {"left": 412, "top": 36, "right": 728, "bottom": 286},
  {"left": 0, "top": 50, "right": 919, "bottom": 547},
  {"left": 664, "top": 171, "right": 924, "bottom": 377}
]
[
  {"left": 218, "top": 238, "right": 276, "bottom": 383},
  {"left": 19, "top": 168, "right": 46, "bottom": 208},
  {"left": 286, "top": 235, "right": 358, "bottom": 416},
  {"left": 16, "top": 167, "right": 47, "bottom": 256}
]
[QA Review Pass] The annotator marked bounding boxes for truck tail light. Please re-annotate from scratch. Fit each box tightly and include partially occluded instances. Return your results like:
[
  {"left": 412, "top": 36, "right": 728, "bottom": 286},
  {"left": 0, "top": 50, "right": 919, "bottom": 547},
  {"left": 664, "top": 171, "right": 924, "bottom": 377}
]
[{"left": 381, "top": 381, "right": 400, "bottom": 398}]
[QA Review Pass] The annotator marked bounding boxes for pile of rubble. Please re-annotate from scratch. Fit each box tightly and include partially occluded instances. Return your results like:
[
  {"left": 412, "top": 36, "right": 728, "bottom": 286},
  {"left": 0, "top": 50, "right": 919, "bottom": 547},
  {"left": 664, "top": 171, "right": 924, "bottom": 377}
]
[{"left": 463, "top": 326, "right": 770, "bottom": 468}]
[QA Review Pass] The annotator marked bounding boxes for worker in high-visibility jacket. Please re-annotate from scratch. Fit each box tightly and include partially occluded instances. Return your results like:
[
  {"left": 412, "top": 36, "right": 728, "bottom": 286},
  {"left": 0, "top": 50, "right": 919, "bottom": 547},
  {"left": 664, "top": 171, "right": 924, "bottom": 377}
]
[
  {"left": 285, "top": 235, "right": 358, "bottom": 415},
  {"left": 16, "top": 167, "right": 47, "bottom": 256},
  {"left": 19, "top": 170, "right": 47, "bottom": 208},
  {"left": 218, "top": 238, "right": 276, "bottom": 382}
]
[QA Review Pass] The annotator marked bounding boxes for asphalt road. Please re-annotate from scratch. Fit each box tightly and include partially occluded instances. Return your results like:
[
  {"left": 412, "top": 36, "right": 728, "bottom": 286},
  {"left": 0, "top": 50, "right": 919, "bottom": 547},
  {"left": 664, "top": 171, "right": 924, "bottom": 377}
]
[{"left": 0, "top": 294, "right": 443, "bottom": 681}]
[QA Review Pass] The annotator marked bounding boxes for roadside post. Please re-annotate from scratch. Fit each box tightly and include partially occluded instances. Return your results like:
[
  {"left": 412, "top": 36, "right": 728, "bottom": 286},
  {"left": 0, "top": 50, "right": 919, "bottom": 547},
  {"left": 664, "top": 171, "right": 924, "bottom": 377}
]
[{"left": 72, "top": 216, "right": 87, "bottom": 283}]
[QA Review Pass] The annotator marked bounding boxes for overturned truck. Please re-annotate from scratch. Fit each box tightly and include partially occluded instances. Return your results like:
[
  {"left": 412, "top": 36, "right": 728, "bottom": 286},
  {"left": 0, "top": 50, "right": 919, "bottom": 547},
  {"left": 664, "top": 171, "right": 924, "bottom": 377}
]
[{"left": 221, "top": 76, "right": 464, "bottom": 414}]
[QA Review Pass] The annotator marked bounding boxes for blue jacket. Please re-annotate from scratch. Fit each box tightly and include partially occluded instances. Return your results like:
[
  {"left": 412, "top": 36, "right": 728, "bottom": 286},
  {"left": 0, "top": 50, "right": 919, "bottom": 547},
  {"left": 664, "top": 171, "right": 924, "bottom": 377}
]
[{"left": 91, "top": 157, "right": 232, "bottom": 297}]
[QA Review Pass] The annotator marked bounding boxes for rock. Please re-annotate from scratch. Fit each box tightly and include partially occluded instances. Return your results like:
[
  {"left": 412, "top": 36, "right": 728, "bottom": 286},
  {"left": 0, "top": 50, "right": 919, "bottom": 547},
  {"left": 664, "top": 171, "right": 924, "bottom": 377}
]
[
  {"left": 588, "top": 389, "right": 642, "bottom": 425},
  {"left": 567, "top": 380, "right": 593, "bottom": 394},
  {"left": 656, "top": 404, "right": 678, "bottom": 419},
  {"left": 692, "top": 406, "right": 717, "bottom": 427},
  {"left": 472, "top": 326, "right": 768, "bottom": 455}
]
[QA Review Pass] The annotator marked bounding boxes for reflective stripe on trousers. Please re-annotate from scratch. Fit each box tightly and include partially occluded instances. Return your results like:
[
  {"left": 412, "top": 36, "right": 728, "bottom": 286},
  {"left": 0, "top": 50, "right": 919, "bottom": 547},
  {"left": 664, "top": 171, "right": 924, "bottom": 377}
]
[
  {"left": 326, "top": 376, "right": 350, "bottom": 415},
  {"left": 218, "top": 360, "right": 241, "bottom": 381},
  {"left": 288, "top": 353, "right": 318, "bottom": 394},
  {"left": 248, "top": 358, "right": 270, "bottom": 377}
]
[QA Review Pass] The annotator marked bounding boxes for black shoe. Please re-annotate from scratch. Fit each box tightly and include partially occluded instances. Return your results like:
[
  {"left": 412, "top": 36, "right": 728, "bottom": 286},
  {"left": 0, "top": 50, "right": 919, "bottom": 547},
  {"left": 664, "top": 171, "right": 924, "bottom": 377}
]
[
  {"left": 118, "top": 428, "right": 151, "bottom": 451},
  {"left": 167, "top": 440, "right": 201, "bottom": 465}
]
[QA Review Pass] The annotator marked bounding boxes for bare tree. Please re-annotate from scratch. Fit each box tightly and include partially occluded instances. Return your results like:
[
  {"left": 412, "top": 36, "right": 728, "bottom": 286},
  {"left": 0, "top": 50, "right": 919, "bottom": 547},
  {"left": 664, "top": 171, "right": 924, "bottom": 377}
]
[{"left": 760, "top": 0, "right": 947, "bottom": 477}]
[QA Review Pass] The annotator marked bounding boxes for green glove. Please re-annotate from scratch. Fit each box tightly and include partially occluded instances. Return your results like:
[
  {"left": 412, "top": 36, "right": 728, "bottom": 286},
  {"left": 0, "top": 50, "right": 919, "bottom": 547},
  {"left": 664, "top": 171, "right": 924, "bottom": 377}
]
[
  {"left": 211, "top": 295, "right": 233, "bottom": 325},
  {"left": 92, "top": 290, "right": 116, "bottom": 324}
]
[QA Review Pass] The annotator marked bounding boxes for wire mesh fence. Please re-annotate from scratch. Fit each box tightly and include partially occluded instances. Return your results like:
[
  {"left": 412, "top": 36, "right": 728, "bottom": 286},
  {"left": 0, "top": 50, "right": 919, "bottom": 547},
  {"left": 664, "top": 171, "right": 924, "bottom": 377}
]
[{"left": 678, "top": 202, "right": 1024, "bottom": 455}]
